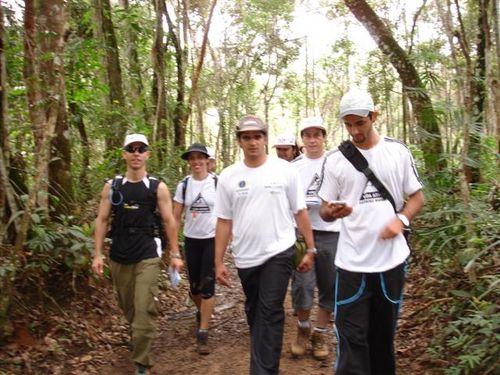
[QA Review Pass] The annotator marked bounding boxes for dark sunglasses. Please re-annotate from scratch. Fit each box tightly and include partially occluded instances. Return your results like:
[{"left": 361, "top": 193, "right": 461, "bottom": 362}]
[{"left": 124, "top": 145, "right": 149, "bottom": 154}]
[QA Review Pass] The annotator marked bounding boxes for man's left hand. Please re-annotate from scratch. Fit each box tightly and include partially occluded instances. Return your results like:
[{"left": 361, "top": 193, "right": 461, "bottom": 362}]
[
  {"left": 296, "top": 252, "right": 314, "bottom": 273},
  {"left": 169, "top": 257, "right": 184, "bottom": 271},
  {"left": 379, "top": 217, "right": 405, "bottom": 240}
]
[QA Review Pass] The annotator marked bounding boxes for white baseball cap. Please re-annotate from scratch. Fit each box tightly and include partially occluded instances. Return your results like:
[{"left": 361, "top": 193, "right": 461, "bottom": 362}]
[
  {"left": 339, "top": 89, "right": 375, "bottom": 118},
  {"left": 274, "top": 134, "right": 296, "bottom": 147},
  {"left": 206, "top": 147, "right": 216, "bottom": 160},
  {"left": 123, "top": 133, "right": 149, "bottom": 147},
  {"left": 299, "top": 116, "right": 326, "bottom": 133}
]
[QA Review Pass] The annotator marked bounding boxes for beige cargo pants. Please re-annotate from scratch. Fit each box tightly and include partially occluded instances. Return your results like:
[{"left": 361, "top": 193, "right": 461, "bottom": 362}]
[{"left": 110, "top": 257, "right": 161, "bottom": 368}]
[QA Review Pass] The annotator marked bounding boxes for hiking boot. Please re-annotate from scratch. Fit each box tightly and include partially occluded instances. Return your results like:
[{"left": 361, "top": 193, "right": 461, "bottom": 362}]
[
  {"left": 136, "top": 364, "right": 151, "bottom": 375},
  {"left": 196, "top": 330, "right": 211, "bottom": 355},
  {"left": 311, "top": 330, "right": 329, "bottom": 360},
  {"left": 291, "top": 325, "right": 311, "bottom": 357}
]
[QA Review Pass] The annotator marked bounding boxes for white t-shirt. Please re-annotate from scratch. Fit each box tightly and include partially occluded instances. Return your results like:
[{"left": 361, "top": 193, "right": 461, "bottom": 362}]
[
  {"left": 215, "top": 157, "right": 306, "bottom": 268},
  {"left": 292, "top": 153, "right": 340, "bottom": 232},
  {"left": 173, "top": 175, "right": 217, "bottom": 239},
  {"left": 318, "top": 137, "right": 423, "bottom": 272}
]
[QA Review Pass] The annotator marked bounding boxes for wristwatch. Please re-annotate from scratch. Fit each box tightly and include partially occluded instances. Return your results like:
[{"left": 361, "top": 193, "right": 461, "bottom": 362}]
[
  {"left": 170, "top": 252, "right": 182, "bottom": 259},
  {"left": 306, "top": 247, "right": 318, "bottom": 255},
  {"left": 397, "top": 213, "right": 410, "bottom": 228}
]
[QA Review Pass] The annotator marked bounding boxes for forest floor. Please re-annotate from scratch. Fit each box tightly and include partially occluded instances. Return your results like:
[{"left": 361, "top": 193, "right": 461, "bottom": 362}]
[{"left": 0, "top": 254, "right": 441, "bottom": 375}]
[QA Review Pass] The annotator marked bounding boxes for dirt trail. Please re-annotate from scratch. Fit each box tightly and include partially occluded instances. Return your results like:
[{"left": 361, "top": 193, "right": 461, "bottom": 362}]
[
  {"left": 0, "top": 256, "right": 435, "bottom": 374},
  {"left": 96, "top": 260, "right": 336, "bottom": 375},
  {"left": 0, "top": 250, "right": 442, "bottom": 375},
  {"left": 91, "top": 258, "right": 435, "bottom": 375}
]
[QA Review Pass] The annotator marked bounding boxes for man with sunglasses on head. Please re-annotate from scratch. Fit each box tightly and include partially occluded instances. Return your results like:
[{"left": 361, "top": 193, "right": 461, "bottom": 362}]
[
  {"left": 92, "top": 134, "right": 183, "bottom": 375},
  {"left": 215, "top": 115, "right": 316, "bottom": 375}
]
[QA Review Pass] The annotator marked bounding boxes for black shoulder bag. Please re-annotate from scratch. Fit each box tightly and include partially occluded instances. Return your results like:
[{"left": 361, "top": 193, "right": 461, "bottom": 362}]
[{"left": 338, "top": 140, "right": 411, "bottom": 245}]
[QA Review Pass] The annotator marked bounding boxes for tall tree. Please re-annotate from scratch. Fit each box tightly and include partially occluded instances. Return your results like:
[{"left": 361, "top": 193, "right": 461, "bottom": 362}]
[
  {"left": 164, "top": 3, "right": 186, "bottom": 148},
  {"left": 152, "top": 0, "right": 167, "bottom": 163},
  {"left": 435, "top": 0, "right": 489, "bottom": 183},
  {"left": 0, "top": 4, "right": 11, "bottom": 241},
  {"left": 119, "top": 0, "right": 148, "bottom": 124},
  {"left": 491, "top": 0, "right": 500, "bottom": 155},
  {"left": 1, "top": 0, "right": 64, "bottom": 340},
  {"left": 40, "top": 1, "right": 73, "bottom": 217},
  {"left": 343, "top": 0, "right": 446, "bottom": 172},
  {"left": 67, "top": 0, "right": 94, "bottom": 201},
  {"left": 94, "top": 0, "right": 127, "bottom": 151},
  {"left": 181, "top": 0, "right": 218, "bottom": 131}
]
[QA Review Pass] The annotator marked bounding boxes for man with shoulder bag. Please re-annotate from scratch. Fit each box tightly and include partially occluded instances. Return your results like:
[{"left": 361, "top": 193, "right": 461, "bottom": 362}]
[{"left": 318, "top": 90, "right": 424, "bottom": 375}]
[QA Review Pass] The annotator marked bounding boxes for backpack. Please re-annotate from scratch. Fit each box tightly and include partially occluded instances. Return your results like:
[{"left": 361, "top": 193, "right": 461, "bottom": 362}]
[
  {"left": 181, "top": 172, "right": 218, "bottom": 202},
  {"left": 108, "top": 175, "right": 167, "bottom": 249}
]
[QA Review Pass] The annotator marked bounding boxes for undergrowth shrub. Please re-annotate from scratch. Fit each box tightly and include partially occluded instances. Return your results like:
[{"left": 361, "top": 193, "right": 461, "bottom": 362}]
[{"left": 417, "top": 176, "right": 499, "bottom": 375}]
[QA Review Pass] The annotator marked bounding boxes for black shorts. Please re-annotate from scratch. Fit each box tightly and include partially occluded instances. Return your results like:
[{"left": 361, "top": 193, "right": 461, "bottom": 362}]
[{"left": 184, "top": 237, "right": 215, "bottom": 298}]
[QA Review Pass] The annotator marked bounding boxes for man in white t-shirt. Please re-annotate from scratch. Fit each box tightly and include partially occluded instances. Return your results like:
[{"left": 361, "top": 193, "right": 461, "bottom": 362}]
[
  {"left": 215, "top": 115, "right": 316, "bottom": 375},
  {"left": 290, "top": 117, "right": 340, "bottom": 361},
  {"left": 318, "top": 90, "right": 425, "bottom": 375}
]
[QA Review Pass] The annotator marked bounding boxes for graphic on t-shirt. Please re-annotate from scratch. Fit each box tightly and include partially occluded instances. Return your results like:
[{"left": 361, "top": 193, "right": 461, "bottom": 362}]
[
  {"left": 190, "top": 193, "right": 211, "bottom": 214},
  {"left": 360, "top": 181, "right": 384, "bottom": 204},
  {"left": 305, "top": 173, "right": 321, "bottom": 206}
]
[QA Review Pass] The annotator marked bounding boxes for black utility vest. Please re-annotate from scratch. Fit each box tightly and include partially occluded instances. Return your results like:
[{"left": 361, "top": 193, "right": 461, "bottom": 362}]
[{"left": 109, "top": 179, "right": 159, "bottom": 264}]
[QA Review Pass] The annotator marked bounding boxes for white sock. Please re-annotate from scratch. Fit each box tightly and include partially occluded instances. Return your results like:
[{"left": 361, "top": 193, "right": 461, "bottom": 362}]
[
  {"left": 298, "top": 319, "right": 311, "bottom": 328},
  {"left": 314, "top": 326, "right": 327, "bottom": 333}
]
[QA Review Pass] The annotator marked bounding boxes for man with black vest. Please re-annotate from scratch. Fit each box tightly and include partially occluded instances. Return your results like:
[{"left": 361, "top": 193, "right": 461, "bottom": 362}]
[{"left": 92, "top": 134, "right": 183, "bottom": 375}]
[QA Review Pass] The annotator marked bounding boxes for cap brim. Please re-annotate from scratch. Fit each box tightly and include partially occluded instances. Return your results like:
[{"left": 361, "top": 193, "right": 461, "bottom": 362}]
[
  {"left": 181, "top": 150, "right": 210, "bottom": 160},
  {"left": 340, "top": 109, "right": 370, "bottom": 118},
  {"left": 236, "top": 126, "right": 267, "bottom": 134},
  {"left": 300, "top": 125, "right": 326, "bottom": 133}
]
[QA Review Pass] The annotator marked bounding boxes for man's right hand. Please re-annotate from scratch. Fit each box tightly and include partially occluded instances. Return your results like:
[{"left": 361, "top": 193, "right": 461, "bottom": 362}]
[
  {"left": 320, "top": 201, "right": 353, "bottom": 222},
  {"left": 92, "top": 254, "right": 104, "bottom": 276},
  {"left": 215, "top": 263, "right": 231, "bottom": 287}
]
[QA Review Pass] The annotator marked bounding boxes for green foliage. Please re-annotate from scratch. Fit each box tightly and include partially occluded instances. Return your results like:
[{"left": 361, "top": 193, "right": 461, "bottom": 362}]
[
  {"left": 25, "top": 215, "right": 94, "bottom": 276},
  {"left": 417, "top": 177, "right": 499, "bottom": 374}
]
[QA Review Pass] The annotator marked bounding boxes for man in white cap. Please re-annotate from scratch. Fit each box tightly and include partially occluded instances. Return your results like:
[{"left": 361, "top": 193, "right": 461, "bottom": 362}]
[
  {"left": 273, "top": 133, "right": 300, "bottom": 162},
  {"left": 215, "top": 115, "right": 316, "bottom": 375},
  {"left": 318, "top": 90, "right": 424, "bottom": 375},
  {"left": 92, "top": 134, "right": 183, "bottom": 375},
  {"left": 206, "top": 146, "right": 217, "bottom": 173},
  {"left": 290, "top": 116, "right": 340, "bottom": 361}
]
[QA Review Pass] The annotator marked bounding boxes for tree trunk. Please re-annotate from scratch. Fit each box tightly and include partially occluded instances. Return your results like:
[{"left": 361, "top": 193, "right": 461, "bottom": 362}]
[
  {"left": 0, "top": 9, "right": 11, "bottom": 338},
  {"left": 94, "top": 0, "right": 127, "bottom": 152},
  {"left": 344, "top": 0, "right": 446, "bottom": 172},
  {"left": 464, "top": 0, "right": 488, "bottom": 184},
  {"left": 24, "top": 0, "right": 48, "bottom": 211},
  {"left": 67, "top": 2, "right": 92, "bottom": 201},
  {"left": 68, "top": 101, "right": 91, "bottom": 201},
  {"left": 0, "top": 4, "right": 10, "bottom": 240},
  {"left": 152, "top": 0, "right": 167, "bottom": 164},
  {"left": 1, "top": 0, "right": 62, "bottom": 341},
  {"left": 491, "top": 0, "right": 500, "bottom": 156},
  {"left": 164, "top": 5, "right": 186, "bottom": 148},
  {"left": 181, "top": 0, "right": 218, "bottom": 131},
  {"left": 38, "top": 0, "right": 73, "bottom": 217},
  {"left": 119, "top": 0, "right": 147, "bottom": 123}
]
